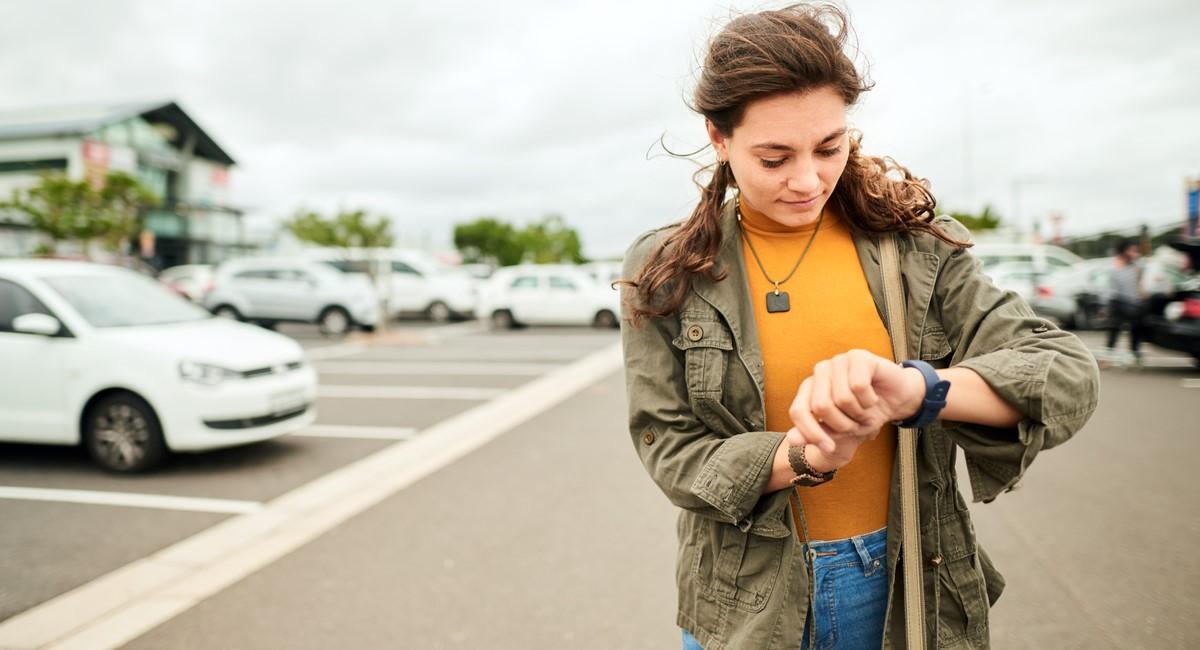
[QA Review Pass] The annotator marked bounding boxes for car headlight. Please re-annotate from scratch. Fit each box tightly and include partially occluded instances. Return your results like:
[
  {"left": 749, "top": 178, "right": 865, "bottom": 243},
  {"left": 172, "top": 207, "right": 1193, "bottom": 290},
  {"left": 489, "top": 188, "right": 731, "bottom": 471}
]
[{"left": 179, "top": 361, "right": 239, "bottom": 385}]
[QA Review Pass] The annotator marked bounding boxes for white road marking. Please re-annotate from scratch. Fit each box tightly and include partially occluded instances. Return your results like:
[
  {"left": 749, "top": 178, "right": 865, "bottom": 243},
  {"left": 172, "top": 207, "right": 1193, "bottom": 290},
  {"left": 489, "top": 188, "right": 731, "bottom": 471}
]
[
  {"left": 303, "top": 342, "right": 367, "bottom": 361},
  {"left": 316, "top": 385, "right": 505, "bottom": 400},
  {"left": 347, "top": 347, "right": 599, "bottom": 361},
  {"left": 0, "top": 342, "right": 624, "bottom": 650},
  {"left": 0, "top": 487, "right": 262, "bottom": 515},
  {"left": 292, "top": 425, "right": 416, "bottom": 440},
  {"left": 313, "top": 361, "right": 562, "bottom": 376},
  {"left": 1183, "top": 379, "right": 1200, "bottom": 389}
]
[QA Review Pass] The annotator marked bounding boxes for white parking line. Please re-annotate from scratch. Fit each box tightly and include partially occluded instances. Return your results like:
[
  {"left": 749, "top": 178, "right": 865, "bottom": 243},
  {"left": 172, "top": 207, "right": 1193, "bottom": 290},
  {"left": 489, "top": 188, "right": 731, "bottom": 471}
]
[
  {"left": 0, "top": 342, "right": 623, "bottom": 650},
  {"left": 349, "top": 347, "right": 600, "bottom": 361},
  {"left": 317, "top": 385, "right": 505, "bottom": 400},
  {"left": 1183, "top": 379, "right": 1200, "bottom": 389},
  {"left": 0, "top": 486, "right": 262, "bottom": 515},
  {"left": 303, "top": 342, "right": 368, "bottom": 361},
  {"left": 293, "top": 425, "right": 417, "bottom": 440},
  {"left": 313, "top": 361, "right": 562, "bottom": 376}
]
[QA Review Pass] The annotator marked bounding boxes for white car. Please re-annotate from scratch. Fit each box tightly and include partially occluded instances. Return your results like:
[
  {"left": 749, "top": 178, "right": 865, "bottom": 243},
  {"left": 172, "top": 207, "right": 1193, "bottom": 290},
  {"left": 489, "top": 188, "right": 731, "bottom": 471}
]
[
  {"left": 478, "top": 264, "right": 621, "bottom": 329},
  {"left": 380, "top": 250, "right": 478, "bottom": 322},
  {"left": 204, "top": 257, "right": 379, "bottom": 337},
  {"left": 982, "top": 261, "right": 1050, "bottom": 303},
  {"left": 969, "top": 242, "right": 1083, "bottom": 273},
  {"left": 158, "top": 264, "right": 214, "bottom": 302},
  {"left": 0, "top": 260, "right": 317, "bottom": 472}
]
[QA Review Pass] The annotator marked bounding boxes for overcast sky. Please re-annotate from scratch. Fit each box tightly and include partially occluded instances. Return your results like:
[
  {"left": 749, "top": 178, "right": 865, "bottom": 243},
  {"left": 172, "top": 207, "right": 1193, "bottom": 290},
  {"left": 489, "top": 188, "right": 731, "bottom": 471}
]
[{"left": 2, "top": 0, "right": 1197, "bottom": 258}]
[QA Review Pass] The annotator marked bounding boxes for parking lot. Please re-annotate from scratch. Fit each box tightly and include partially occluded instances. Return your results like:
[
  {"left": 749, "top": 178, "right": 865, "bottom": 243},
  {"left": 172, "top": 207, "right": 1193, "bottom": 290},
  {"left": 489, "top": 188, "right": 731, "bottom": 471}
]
[{"left": 0, "top": 320, "right": 623, "bottom": 647}]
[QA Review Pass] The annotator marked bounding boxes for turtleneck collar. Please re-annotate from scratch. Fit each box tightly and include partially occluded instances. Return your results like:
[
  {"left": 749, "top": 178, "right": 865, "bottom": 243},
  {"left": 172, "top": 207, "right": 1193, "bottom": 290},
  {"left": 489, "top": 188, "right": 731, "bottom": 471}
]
[{"left": 738, "top": 193, "right": 835, "bottom": 237}]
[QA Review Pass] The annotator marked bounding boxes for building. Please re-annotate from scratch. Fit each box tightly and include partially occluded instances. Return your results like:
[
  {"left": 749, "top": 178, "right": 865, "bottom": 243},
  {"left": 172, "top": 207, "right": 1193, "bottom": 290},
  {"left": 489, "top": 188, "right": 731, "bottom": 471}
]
[{"left": 0, "top": 100, "right": 245, "bottom": 267}]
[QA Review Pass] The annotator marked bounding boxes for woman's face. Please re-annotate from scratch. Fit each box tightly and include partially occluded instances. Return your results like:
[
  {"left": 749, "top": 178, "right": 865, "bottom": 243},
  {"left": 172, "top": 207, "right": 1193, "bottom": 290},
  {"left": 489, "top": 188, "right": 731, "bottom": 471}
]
[{"left": 707, "top": 86, "right": 850, "bottom": 228}]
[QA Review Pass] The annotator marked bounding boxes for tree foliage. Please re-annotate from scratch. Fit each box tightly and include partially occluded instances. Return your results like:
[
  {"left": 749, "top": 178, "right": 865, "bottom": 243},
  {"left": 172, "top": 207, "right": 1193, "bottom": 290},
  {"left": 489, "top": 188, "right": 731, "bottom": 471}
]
[
  {"left": 944, "top": 204, "right": 1002, "bottom": 232},
  {"left": 286, "top": 208, "right": 395, "bottom": 248},
  {"left": 2, "top": 171, "right": 159, "bottom": 253},
  {"left": 454, "top": 214, "right": 585, "bottom": 266}
]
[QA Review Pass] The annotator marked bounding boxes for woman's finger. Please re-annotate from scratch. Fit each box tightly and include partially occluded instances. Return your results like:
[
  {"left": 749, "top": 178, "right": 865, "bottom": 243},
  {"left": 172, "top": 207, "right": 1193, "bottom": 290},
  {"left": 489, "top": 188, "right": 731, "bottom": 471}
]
[
  {"left": 789, "top": 378, "right": 836, "bottom": 453},
  {"left": 830, "top": 353, "right": 870, "bottom": 423},
  {"left": 810, "top": 360, "right": 858, "bottom": 434}
]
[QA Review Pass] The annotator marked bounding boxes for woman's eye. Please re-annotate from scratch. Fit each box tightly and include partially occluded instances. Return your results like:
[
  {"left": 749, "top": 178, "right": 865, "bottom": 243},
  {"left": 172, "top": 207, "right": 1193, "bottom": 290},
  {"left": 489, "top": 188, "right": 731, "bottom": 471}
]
[
  {"left": 760, "top": 158, "right": 786, "bottom": 169},
  {"left": 817, "top": 147, "right": 843, "bottom": 158}
]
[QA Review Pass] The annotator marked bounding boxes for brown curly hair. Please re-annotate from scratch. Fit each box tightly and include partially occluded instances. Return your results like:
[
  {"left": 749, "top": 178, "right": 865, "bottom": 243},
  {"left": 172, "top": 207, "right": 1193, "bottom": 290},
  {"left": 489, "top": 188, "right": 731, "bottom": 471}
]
[{"left": 623, "top": 3, "right": 969, "bottom": 323}]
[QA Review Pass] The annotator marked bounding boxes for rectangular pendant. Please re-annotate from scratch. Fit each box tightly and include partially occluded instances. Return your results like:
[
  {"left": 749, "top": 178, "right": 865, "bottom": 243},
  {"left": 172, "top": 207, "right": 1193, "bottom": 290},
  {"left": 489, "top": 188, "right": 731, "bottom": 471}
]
[{"left": 766, "top": 291, "right": 790, "bottom": 313}]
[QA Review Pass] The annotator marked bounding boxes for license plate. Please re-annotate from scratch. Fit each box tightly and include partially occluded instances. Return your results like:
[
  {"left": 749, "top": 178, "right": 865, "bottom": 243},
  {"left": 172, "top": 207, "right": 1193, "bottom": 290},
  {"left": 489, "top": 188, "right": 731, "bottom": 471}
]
[{"left": 269, "top": 388, "right": 307, "bottom": 414}]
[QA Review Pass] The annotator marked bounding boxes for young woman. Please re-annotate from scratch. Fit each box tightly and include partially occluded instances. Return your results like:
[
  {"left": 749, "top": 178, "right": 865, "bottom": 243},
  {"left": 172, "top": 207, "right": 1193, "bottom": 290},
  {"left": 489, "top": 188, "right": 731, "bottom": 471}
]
[{"left": 619, "top": 5, "right": 1099, "bottom": 649}]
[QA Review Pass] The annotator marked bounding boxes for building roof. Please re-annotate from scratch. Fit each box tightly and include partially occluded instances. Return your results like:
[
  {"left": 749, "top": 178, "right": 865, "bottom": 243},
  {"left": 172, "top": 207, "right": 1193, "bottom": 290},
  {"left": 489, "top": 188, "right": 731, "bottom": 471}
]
[{"left": 0, "top": 100, "right": 235, "bottom": 166}]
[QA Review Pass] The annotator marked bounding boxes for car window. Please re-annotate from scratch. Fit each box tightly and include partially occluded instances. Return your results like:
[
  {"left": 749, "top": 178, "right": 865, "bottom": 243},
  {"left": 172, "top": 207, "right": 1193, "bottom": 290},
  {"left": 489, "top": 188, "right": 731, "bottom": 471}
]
[
  {"left": 391, "top": 261, "right": 422, "bottom": 276},
  {"left": 548, "top": 276, "right": 577, "bottom": 290},
  {"left": 0, "top": 279, "right": 54, "bottom": 333},
  {"left": 42, "top": 273, "right": 210, "bottom": 327},
  {"left": 510, "top": 276, "right": 538, "bottom": 290},
  {"left": 233, "top": 269, "right": 277, "bottom": 280}
]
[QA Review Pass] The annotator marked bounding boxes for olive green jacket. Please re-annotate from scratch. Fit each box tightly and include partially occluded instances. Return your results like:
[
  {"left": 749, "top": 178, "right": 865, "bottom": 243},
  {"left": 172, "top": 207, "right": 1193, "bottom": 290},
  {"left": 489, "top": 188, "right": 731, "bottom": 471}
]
[{"left": 619, "top": 200, "right": 1100, "bottom": 649}]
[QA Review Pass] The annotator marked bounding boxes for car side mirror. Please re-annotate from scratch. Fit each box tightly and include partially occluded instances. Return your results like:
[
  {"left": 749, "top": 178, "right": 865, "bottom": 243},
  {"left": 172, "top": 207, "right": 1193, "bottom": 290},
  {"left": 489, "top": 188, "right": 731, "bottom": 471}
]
[{"left": 12, "top": 313, "right": 62, "bottom": 337}]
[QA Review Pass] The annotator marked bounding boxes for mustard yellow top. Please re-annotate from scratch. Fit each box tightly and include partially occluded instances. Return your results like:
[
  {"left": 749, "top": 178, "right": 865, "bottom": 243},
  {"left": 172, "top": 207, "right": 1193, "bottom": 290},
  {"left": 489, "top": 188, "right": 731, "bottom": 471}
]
[{"left": 738, "top": 195, "right": 896, "bottom": 542}]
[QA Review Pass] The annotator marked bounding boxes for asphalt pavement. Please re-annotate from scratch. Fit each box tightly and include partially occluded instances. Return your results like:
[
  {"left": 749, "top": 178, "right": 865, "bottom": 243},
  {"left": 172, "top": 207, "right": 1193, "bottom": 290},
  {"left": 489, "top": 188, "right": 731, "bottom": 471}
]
[{"left": 1, "top": 323, "right": 1197, "bottom": 649}]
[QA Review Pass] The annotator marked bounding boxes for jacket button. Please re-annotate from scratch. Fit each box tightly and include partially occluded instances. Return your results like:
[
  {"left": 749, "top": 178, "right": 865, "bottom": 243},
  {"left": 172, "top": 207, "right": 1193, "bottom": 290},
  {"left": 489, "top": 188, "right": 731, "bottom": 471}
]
[
  {"left": 642, "top": 430, "right": 655, "bottom": 445},
  {"left": 1032, "top": 324, "right": 1050, "bottom": 333},
  {"left": 929, "top": 553, "right": 944, "bottom": 567},
  {"left": 686, "top": 325, "right": 704, "bottom": 341}
]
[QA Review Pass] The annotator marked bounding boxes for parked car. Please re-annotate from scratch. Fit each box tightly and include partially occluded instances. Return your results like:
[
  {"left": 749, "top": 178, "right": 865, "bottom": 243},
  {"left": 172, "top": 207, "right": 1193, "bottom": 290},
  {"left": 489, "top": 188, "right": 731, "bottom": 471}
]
[
  {"left": 969, "top": 242, "right": 1084, "bottom": 272},
  {"left": 1030, "top": 258, "right": 1113, "bottom": 329},
  {"left": 0, "top": 260, "right": 317, "bottom": 472},
  {"left": 158, "top": 264, "right": 214, "bottom": 302},
  {"left": 981, "top": 261, "right": 1050, "bottom": 303},
  {"left": 580, "top": 261, "right": 624, "bottom": 288},
  {"left": 379, "top": 250, "right": 478, "bottom": 322},
  {"left": 1144, "top": 275, "right": 1200, "bottom": 365},
  {"left": 478, "top": 264, "right": 621, "bottom": 329},
  {"left": 204, "top": 257, "right": 379, "bottom": 337}
]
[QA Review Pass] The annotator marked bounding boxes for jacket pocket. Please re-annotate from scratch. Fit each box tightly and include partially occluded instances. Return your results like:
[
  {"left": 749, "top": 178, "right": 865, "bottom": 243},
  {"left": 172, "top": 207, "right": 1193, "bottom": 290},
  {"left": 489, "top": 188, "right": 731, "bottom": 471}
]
[
  {"left": 920, "top": 323, "right": 953, "bottom": 365},
  {"left": 692, "top": 519, "right": 784, "bottom": 614},
  {"left": 929, "top": 511, "right": 990, "bottom": 647},
  {"left": 672, "top": 317, "right": 743, "bottom": 435}
]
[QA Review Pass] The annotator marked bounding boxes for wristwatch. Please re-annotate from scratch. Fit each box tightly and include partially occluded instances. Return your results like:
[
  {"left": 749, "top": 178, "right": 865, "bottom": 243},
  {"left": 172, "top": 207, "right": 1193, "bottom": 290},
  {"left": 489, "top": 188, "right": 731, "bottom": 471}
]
[
  {"left": 788, "top": 444, "right": 836, "bottom": 487},
  {"left": 895, "top": 359, "right": 951, "bottom": 428}
]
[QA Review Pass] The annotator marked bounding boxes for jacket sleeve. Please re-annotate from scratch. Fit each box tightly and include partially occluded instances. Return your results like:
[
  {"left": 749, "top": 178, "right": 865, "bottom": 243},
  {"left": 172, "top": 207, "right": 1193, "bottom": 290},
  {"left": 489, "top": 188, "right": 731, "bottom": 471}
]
[
  {"left": 931, "top": 216, "right": 1101, "bottom": 503},
  {"left": 620, "top": 231, "right": 785, "bottom": 531}
]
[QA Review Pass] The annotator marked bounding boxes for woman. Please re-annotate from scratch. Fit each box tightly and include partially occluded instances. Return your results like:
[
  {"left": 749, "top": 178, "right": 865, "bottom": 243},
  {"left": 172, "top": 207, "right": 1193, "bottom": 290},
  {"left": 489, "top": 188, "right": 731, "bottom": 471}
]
[{"left": 618, "top": 5, "right": 1099, "bottom": 649}]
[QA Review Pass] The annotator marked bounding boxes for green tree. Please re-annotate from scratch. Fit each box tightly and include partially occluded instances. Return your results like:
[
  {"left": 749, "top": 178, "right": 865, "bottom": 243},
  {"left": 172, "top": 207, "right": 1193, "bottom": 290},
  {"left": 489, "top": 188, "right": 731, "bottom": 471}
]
[
  {"left": 453, "top": 217, "right": 523, "bottom": 266},
  {"left": 285, "top": 208, "right": 395, "bottom": 248},
  {"left": 2, "top": 171, "right": 158, "bottom": 254},
  {"left": 517, "top": 214, "right": 585, "bottom": 264},
  {"left": 945, "top": 204, "right": 1002, "bottom": 232}
]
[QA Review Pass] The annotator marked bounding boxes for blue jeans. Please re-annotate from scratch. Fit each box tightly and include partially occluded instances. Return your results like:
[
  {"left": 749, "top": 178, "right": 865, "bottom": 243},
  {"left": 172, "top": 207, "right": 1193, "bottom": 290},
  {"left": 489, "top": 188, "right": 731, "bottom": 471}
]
[{"left": 682, "top": 527, "right": 888, "bottom": 650}]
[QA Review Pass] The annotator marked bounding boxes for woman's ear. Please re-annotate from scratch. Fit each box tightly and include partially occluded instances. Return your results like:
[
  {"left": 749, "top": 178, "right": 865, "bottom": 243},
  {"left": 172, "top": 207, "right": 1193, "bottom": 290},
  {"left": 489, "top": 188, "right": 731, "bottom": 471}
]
[{"left": 705, "top": 120, "right": 728, "bottom": 162}]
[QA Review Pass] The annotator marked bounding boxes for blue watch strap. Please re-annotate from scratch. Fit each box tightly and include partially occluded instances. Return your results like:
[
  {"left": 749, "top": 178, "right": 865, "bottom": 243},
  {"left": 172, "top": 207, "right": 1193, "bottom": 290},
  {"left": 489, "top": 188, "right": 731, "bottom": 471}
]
[{"left": 897, "top": 359, "right": 951, "bottom": 428}]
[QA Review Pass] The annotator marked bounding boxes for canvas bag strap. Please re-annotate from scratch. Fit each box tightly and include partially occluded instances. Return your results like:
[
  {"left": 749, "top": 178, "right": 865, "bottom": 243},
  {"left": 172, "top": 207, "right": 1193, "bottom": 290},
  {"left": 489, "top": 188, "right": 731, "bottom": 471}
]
[{"left": 880, "top": 234, "right": 927, "bottom": 648}]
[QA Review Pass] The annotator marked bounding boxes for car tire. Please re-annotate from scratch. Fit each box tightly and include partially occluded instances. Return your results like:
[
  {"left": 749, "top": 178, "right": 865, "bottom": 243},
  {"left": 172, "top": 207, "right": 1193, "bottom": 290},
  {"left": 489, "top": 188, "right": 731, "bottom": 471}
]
[
  {"left": 213, "top": 304, "right": 242, "bottom": 321},
  {"left": 490, "top": 309, "right": 515, "bottom": 330},
  {"left": 592, "top": 309, "right": 618, "bottom": 329},
  {"left": 318, "top": 306, "right": 352, "bottom": 338},
  {"left": 83, "top": 393, "right": 168, "bottom": 473},
  {"left": 427, "top": 301, "right": 452, "bottom": 323}
]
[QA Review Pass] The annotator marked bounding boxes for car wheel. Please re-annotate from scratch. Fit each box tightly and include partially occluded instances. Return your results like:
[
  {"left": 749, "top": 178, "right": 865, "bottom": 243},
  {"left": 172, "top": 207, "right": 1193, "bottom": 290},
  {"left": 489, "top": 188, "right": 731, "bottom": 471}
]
[
  {"left": 83, "top": 393, "right": 168, "bottom": 473},
  {"left": 318, "top": 306, "right": 352, "bottom": 338},
  {"left": 427, "top": 301, "right": 452, "bottom": 323},
  {"left": 592, "top": 309, "right": 618, "bottom": 329},
  {"left": 213, "top": 304, "right": 242, "bottom": 321},
  {"left": 491, "top": 309, "right": 515, "bottom": 330}
]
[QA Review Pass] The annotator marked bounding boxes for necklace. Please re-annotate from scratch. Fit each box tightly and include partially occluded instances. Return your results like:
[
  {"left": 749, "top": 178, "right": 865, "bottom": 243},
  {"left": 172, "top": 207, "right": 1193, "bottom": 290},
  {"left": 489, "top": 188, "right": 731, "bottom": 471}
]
[{"left": 736, "top": 204, "right": 824, "bottom": 313}]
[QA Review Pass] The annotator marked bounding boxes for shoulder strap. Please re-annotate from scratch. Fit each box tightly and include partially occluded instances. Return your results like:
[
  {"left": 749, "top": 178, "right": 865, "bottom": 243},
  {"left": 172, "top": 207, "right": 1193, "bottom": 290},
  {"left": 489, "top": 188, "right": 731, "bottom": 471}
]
[{"left": 880, "top": 234, "right": 927, "bottom": 648}]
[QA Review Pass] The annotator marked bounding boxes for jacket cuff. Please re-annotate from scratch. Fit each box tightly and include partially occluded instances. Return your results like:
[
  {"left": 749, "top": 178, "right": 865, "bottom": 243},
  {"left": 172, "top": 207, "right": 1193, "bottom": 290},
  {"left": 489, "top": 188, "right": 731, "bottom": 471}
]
[
  {"left": 690, "top": 431, "right": 785, "bottom": 531},
  {"left": 955, "top": 348, "right": 1054, "bottom": 425}
]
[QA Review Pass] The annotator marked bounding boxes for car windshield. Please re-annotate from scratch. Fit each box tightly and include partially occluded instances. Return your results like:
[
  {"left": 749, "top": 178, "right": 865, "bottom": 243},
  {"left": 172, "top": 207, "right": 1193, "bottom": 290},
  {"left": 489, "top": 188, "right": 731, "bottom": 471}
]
[{"left": 42, "top": 273, "right": 212, "bottom": 327}]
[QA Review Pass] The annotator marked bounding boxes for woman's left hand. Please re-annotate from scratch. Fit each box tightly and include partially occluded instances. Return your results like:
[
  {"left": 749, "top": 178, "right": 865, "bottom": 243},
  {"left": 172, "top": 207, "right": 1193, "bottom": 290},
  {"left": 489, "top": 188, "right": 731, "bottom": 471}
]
[{"left": 786, "top": 349, "right": 926, "bottom": 450}]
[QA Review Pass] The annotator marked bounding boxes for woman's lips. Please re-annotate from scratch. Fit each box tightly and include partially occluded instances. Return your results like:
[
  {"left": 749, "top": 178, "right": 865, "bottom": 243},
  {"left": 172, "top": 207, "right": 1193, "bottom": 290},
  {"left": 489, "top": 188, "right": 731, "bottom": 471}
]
[{"left": 779, "top": 195, "right": 820, "bottom": 208}]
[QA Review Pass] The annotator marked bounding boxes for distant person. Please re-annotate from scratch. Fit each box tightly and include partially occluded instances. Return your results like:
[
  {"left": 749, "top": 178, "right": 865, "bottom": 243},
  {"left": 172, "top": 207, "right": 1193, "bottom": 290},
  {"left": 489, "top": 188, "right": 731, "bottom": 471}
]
[
  {"left": 617, "top": 5, "right": 1099, "bottom": 649},
  {"left": 1104, "top": 239, "right": 1146, "bottom": 367}
]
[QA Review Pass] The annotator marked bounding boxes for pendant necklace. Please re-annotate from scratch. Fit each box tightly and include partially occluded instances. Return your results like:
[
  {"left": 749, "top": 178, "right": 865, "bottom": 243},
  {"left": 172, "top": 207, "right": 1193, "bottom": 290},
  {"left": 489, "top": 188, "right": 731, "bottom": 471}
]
[{"left": 737, "top": 204, "right": 824, "bottom": 314}]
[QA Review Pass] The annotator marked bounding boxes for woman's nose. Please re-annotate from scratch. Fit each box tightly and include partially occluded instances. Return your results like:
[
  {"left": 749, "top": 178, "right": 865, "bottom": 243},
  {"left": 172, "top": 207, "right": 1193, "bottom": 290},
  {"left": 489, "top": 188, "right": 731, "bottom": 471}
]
[{"left": 785, "top": 161, "right": 821, "bottom": 195}]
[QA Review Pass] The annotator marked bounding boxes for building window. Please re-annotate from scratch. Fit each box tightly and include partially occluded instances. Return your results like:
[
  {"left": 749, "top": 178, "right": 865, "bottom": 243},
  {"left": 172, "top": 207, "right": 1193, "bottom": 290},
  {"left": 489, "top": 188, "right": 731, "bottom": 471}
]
[{"left": 0, "top": 158, "right": 68, "bottom": 174}]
